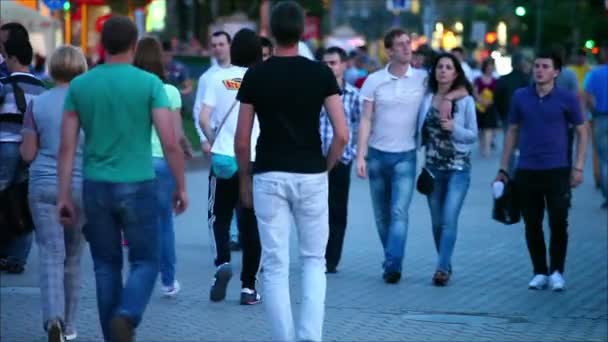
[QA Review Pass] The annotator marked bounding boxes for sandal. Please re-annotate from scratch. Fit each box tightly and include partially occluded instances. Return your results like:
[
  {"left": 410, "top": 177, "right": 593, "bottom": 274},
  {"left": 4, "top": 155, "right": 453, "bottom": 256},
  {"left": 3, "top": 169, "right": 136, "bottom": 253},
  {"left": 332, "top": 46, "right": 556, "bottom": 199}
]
[{"left": 432, "top": 270, "right": 449, "bottom": 286}]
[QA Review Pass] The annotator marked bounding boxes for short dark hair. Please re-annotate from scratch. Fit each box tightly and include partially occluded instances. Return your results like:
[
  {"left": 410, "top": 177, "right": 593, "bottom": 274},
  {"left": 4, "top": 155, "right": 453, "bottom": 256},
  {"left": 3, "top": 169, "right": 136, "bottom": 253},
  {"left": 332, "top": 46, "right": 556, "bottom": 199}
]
[
  {"left": 270, "top": 1, "right": 304, "bottom": 46},
  {"left": 101, "top": 16, "right": 138, "bottom": 55},
  {"left": 4, "top": 39, "right": 33, "bottom": 66},
  {"left": 451, "top": 47, "right": 465, "bottom": 55},
  {"left": 428, "top": 53, "right": 473, "bottom": 95},
  {"left": 1, "top": 22, "right": 29, "bottom": 42},
  {"left": 134, "top": 36, "right": 166, "bottom": 82},
  {"left": 260, "top": 36, "right": 273, "bottom": 50},
  {"left": 324, "top": 46, "right": 347, "bottom": 62},
  {"left": 481, "top": 58, "right": 494, "bottom": 73},
  {"left": 212, "top": 31, "right": 232, "bottom": 44},
  {"left": 384, "top": 28, "right": 408, "bottom": 49},
  {"left": 536, "top": 49, "right": 562, "bottom": 70},
  {"left": 230, "top": 28, "right": 262, "bottom": 68}
]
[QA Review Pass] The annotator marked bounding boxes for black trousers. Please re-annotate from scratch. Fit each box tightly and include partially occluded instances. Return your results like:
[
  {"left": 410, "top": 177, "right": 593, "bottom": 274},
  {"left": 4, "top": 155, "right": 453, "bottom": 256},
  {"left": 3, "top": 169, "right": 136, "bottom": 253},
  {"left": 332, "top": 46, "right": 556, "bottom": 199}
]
[
  {"left": 208, "top": 171, "right": 261, "bottom": 289},
  {"left": 516, "top": 168, "right": 571, "bottom": 275},
  {"left": 325, "top": 162, "right": 352, "bottom": 270}
]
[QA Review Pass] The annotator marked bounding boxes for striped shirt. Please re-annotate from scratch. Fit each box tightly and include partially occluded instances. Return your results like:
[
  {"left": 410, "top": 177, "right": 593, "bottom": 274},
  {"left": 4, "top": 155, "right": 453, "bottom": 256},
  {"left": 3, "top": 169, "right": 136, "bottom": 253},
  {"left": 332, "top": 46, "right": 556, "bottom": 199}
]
[
  {"left": 0, "top": 72, "right": 46, "bottom": 142},
  {"left": 319, "top": 82, "right": 361, "bottom": 164}
]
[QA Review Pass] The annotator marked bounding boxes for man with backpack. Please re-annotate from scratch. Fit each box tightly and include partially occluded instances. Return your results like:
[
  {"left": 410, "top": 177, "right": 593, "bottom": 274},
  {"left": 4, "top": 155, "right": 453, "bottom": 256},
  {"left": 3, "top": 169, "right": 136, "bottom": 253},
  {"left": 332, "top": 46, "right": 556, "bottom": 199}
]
[{"left": 0, "top": 37, "right": 45, "bottom": 274}]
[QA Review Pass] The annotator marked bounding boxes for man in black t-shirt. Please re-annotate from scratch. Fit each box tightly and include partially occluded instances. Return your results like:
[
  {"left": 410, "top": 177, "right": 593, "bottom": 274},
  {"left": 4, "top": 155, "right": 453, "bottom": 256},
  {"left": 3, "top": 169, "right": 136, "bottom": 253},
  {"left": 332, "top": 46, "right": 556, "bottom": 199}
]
[{"left": 234, "top": 2, "right": 348, "bottom": 341}]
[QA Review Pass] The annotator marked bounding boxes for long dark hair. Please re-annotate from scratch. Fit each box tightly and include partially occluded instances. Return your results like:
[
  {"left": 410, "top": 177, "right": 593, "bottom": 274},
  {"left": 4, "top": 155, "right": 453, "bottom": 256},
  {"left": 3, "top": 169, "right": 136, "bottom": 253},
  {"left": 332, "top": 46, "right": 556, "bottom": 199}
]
[
  {"left": 133, "top": 36, "right": 166, "bottom": 82},
  {"left": 427, "top": 52, "right": 473, "bottom": 95},
  {"left": 230, "top": 28, "right": 263, "bottom": 68}
]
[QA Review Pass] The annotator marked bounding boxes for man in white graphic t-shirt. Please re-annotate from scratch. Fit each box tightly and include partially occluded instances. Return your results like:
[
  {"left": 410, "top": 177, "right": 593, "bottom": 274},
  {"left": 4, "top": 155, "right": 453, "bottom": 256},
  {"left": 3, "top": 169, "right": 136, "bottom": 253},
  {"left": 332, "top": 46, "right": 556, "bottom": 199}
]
[{"left": 198, "top": 28, "right": 262, "bottom": 306}]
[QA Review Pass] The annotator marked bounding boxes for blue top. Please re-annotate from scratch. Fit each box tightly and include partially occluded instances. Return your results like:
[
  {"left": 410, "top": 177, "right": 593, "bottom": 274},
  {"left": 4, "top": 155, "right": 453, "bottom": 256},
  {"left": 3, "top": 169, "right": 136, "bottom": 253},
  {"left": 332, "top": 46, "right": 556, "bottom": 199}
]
[
  {"left": 509, "top": 85, "right": 583, "bottom": 170},
  {"left": 22, "top": 86, "right": 84, "bottom": 188},
  {"left": 417, "top": 94, "right": 478, "bottom": 153},
  {"left": 584, "top": 65, "right": 608, "bottom": 115}
]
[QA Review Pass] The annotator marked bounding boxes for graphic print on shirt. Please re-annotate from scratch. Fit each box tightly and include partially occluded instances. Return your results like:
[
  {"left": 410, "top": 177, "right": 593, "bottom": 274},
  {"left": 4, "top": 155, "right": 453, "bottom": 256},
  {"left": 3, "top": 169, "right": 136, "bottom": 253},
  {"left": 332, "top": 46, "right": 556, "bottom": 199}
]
[{"left": 222, "top": 78, "right": 242, "bottom": 90}]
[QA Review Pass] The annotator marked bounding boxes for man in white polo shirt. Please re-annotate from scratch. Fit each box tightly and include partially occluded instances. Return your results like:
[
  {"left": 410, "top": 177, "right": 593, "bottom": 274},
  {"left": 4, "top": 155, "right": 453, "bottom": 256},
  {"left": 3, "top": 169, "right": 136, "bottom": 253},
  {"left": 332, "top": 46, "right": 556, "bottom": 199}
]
[{"left": 356, "top": 28, "right": 466, "bottom": 284}]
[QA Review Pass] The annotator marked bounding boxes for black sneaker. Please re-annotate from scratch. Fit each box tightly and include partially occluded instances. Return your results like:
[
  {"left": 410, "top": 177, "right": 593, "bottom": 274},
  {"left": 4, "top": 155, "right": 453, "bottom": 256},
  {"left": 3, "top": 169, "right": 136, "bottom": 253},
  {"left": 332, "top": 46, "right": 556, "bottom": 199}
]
[
  {"left": 110, "top": 315, "right": 134, "bottom": 342},
  {"left": 240, "top": 288, "right": 261, "bottom": 305},
  {"left": 210, "top": 263, "right": 232, "bottom": 302},
  {"left": 326, "top": 266, "right": 338, "bottom": 274},
  {"left": 47, "top": 320, "right": 64, "bottom": 342},
  {"left": 383, "top": 271, "right": 401, "bottom": 284}
]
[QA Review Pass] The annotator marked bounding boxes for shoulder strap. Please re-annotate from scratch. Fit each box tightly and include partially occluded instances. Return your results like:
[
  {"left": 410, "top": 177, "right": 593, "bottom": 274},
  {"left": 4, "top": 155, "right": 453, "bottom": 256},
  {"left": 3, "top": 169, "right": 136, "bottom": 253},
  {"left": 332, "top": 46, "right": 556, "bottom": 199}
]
[
  {"left": 11, "top": 79, "right": 27, "bottom": 115},
  {"left": 211, "top": 99, "right": 239, "bottom": 148}
]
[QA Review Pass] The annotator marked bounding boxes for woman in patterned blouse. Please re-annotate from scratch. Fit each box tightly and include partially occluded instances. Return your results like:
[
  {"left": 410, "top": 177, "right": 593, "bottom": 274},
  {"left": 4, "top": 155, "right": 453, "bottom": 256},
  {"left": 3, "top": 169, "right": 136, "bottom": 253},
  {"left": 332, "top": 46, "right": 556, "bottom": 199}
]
[{"left": 417, "top": 53, "right": 478, "bottom": 286}]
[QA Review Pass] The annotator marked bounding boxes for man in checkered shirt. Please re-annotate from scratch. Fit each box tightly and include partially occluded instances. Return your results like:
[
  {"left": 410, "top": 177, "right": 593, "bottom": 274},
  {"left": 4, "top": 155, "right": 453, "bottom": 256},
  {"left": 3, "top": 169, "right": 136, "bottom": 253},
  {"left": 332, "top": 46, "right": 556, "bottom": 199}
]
[{"left": 319, "top": 46, "right": 362, "bottom": 274}]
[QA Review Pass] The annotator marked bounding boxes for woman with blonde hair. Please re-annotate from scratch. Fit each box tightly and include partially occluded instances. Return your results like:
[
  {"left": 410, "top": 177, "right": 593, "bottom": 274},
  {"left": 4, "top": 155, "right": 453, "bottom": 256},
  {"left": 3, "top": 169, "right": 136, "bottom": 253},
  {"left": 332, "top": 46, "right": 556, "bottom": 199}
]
[
  {"left": 20, "top": 45, "right": 88, "bottom": 341},
  {"left": 133, "top": 36, "right": 191, "bottom": 297}
]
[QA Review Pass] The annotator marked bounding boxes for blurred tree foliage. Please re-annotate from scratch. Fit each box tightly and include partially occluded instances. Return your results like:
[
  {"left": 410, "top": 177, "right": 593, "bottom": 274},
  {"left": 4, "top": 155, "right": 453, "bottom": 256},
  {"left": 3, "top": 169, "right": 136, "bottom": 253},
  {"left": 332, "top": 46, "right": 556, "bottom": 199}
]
[{"left": 105, "top": 0, "right": 150, "bottom": 15}]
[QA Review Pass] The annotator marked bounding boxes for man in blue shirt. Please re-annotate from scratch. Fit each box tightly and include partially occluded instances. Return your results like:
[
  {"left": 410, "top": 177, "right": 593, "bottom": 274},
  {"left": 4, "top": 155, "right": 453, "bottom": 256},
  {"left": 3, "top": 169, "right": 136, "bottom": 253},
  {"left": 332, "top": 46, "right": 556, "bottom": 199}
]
[
  {"left": 584, "top": 44, "right": 608, "bottom": 209},
  {"left": 497, "top": 50, "right": 588, "bottom": 292}
]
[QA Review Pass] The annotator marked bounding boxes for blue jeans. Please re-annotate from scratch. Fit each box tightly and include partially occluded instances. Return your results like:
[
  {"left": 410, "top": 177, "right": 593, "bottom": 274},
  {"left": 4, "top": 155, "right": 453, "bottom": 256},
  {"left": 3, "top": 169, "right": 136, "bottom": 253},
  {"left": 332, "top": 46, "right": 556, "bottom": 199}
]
[
  {"left": 154, "top": 158, "right": 177, "bottom": 287},
  {"left": 0, "top": 142, "right": 33, "bottom": 266},
  {"left": 426, "top": 167, "right": 471, "bottom": 273},
  {"left": 367, "top": 148, "right": 416, "bottom": 273},
  {"left": 594, "top": 115, "right": 608, "bottom": 202},
  {"left": 82, "top": 179, "right": 159, "bottom": 341}
]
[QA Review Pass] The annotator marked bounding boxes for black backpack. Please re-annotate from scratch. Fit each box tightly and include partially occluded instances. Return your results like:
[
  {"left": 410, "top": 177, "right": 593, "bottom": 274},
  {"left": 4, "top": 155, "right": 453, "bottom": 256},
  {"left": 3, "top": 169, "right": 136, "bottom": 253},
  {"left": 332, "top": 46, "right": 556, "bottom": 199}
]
[{"left": 0, "top": 77, "right": 37, "bottom": 237}]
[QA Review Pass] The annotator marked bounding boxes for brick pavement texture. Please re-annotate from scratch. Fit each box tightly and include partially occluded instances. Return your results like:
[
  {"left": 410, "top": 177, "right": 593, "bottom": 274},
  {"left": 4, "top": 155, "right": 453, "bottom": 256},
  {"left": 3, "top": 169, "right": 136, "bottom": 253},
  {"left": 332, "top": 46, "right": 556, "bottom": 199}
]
[{"left": 2, "top": 153, "right": 607, "bottom": 341}]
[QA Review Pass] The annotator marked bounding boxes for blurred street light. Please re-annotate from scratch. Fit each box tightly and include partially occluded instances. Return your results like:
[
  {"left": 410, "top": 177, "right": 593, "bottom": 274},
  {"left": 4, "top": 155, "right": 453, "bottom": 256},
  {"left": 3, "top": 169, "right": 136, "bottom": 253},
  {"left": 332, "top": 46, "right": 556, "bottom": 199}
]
[
  {"left": 454, "top": 21, "right": 464, "bottom": 33},
  {"left": 515, "top": 6, "right": 526, "bottom": 17},
  {"left": 497, "top": 21, "right": 507, "bottom": 46}
]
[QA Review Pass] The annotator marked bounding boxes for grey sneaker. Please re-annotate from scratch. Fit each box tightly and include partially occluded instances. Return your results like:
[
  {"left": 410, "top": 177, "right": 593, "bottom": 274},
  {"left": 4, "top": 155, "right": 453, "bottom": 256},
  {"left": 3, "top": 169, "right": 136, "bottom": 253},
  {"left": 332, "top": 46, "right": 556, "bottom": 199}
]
[
  {"left": 240, "top": 288, "right": 261, "bottom": 305},
  {"left": 210, "top": 263, "right": 232, "bottom": 302}
]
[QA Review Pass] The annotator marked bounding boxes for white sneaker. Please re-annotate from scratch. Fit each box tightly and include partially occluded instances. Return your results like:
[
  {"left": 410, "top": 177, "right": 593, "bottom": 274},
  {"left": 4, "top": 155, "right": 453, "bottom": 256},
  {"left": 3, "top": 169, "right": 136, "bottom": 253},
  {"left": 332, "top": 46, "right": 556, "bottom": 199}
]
[
  {"left": 64, "top": 331, "right": 77, "bottom": 341},
  {"left": 162, "top": 280, "right": 181, "bottom": 297},
  {"left": 550, "top": 272, "right": 566, "bottom": 291},
  {"left": 528, "top": 274, "right": 549, "bottom": 290}
]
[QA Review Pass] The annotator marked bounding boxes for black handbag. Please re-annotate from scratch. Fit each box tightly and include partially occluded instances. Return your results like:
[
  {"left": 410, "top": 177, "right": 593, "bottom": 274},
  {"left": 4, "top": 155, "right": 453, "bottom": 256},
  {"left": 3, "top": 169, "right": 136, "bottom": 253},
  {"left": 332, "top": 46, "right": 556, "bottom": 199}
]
[
  {"left": 416, "top": 167, "right": 435, "bottom": 195},
  {"left": 492, "top": 180, "right": 521, "bottom": 225},
  {"left": 0, "top": 180, "right": 34, "bottom": 237}
]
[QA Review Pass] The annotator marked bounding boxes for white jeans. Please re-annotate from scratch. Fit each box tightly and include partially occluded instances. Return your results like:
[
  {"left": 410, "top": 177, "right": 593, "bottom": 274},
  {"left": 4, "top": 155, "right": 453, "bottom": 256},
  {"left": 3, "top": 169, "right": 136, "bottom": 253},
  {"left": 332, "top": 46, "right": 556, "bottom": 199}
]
[{"left": 253, "top": 172, "right": 329, "bottom": 342}]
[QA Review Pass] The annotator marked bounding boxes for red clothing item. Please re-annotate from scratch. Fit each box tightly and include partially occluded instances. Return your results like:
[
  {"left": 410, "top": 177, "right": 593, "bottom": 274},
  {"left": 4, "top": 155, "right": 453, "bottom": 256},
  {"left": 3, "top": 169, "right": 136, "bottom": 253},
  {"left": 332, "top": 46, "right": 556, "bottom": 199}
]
[{"left": 354, "top": 76, "right": 367, "bottom": 89}]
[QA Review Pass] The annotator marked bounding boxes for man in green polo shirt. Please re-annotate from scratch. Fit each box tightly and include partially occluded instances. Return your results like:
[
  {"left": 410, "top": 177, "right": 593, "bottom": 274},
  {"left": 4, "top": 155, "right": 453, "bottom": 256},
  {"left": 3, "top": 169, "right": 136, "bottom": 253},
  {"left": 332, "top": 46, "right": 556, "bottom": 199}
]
[{"left": 57, "top": 16, "right": 187, "bottom": 342}]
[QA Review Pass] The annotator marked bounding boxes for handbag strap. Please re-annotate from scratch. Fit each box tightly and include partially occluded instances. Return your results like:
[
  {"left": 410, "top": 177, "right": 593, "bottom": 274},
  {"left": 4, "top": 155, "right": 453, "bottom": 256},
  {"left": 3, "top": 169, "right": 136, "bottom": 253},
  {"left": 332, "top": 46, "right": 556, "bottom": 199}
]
[{"left": 211, "top": 99, "right": 239, "bottom": 148}]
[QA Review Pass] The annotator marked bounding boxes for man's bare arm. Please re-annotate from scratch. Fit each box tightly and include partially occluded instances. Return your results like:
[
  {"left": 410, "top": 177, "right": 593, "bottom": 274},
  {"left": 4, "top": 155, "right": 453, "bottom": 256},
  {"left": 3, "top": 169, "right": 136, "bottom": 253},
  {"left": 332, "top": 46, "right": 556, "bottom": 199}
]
[
  {"left": 500, "top": 124, "right": 520, "bottom": 172},
  {"left": 58, "top": 111, "right": 80, "bottom": 200},
  {"left": 198, "top": 104, "right": 216, "bottom": 143}
]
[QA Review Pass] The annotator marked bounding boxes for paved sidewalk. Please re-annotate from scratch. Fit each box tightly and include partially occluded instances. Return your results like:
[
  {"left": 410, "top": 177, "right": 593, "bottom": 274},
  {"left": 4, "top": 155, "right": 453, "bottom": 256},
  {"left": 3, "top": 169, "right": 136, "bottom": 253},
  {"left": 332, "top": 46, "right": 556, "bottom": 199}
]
[{"left": 2, "top": 151, "right": 607, "bottom": 341}]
